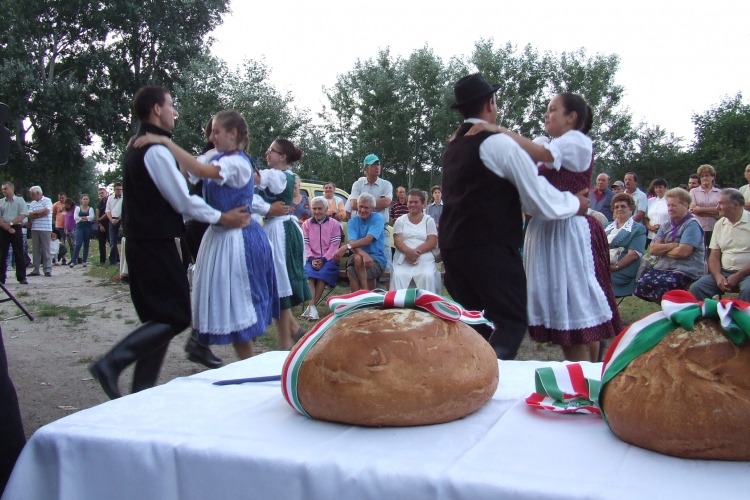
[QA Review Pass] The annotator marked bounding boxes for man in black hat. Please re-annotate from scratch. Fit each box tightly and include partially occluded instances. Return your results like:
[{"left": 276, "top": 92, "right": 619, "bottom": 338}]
[{"left": 440, "top": 73, "right": 590, "bottom": 360}]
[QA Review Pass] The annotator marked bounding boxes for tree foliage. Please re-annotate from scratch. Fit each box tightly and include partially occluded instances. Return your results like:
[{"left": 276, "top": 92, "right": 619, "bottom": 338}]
[
  {"left": 0, "top": 0, "right": 230, "bottom": 196},
  {"left": 691, "top": 93, "right": 750, "bottom": 187},
  {"left": 172, "top": 53, "right": 308, "bottom": 161},
  {"left": 321, "top": 47, "right": 461, "bottom": 192},
  {"left": 320, "top": 41, "right": 638, "bottom": 193}
]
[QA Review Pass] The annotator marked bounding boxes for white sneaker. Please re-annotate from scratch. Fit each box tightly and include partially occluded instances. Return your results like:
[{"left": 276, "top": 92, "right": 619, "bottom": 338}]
[
  {"left": 300, "top": 306, "right": 311, "bottom": 319},
  {"left": 308, "top": 306, "right": 320, "bottom": 320}
]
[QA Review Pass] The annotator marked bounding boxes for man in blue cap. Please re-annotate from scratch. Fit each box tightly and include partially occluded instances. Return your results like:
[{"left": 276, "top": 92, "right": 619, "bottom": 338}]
[{"left": 350, "top": 154, "right": 393, "bottom": 271}]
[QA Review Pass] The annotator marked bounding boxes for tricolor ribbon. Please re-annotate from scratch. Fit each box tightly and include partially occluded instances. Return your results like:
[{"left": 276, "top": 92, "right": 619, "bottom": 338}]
[
  {"left": 526, "top": 290, "right": 750, "bottom": 421},
  {"left": 281, "top": 288, "right": 492, "bottom": 417}
]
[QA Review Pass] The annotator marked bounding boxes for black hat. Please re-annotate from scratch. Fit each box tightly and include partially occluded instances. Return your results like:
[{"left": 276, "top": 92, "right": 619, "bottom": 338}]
[{"left": 450, "top": 73, "right": 501, "bottom": 109}]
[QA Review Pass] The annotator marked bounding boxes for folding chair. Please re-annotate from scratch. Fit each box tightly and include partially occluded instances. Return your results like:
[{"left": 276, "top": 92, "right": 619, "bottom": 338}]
[{"left": 316, "top": 284, "right": 337, "bottom": 306}]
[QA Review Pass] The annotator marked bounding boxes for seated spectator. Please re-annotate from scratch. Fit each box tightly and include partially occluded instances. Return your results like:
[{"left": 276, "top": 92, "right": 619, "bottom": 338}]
[
  {"left": 390, "top": 186, "right": 408, "bottom": 224},
  {"left": 425, "top": 185, "right": 443, "bottom": 230},
  {"left": 739, "top": 164, "right": 750, "bottom": 210},
  {"left": 634, "top": 188, "right": 705, "bottom": 302},
  {"left": 590, "top": 173, "right": 615, "bottom": 221},
  {"left": 605, "top": 193, "right": 646, "bottom": 297},
  {"left": 334, "top": 193, "right": 385, "bottom": 292},
  {"left": 290, "top": 175, "right": 311, "bottom": 223},
  {"left": 322, "top": 181, "right": 346, "bottom": 221},
  {"left": 391, "top": 189, "right": 440, "bottom": 294},
  {"left": 301, "top": 196, "right": 342, "bottom": 320},
  {"left": 645, "top": 178, "right": 669, "bottom": 246},
  {"left": 690, "top": 189, "right": 750, "bottom": 302}
]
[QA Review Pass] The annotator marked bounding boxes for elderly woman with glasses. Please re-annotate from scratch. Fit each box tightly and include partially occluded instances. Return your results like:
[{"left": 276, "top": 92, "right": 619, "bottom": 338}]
[
  {"left": 635, "top": 188, "right": 705, "bottom": 302},
  {"left": 300, "top": 196, "right": 342, "bottom": 320},
  {"left": 605, "top": 193, "right": 647, "bottom": 297}
]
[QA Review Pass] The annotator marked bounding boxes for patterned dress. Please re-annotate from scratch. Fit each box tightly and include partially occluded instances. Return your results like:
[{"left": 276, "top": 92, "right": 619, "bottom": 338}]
[
  {"left": 258, "top": 169, "right": 312, "bottom": 310},
  {"left": 525, "top": 131, "right": 622, "bottom": 346},
  {"left": 192, "top": 152, "right": 279, "bottom": 345}
]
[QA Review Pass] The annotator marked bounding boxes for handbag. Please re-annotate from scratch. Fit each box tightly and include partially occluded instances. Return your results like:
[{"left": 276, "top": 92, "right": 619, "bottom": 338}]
[
  {"left": 609, "top": 247, "right": 625, "bottom": 266},
  {"left": 635, "top": 251, "right": 660, "bottom": 280}
]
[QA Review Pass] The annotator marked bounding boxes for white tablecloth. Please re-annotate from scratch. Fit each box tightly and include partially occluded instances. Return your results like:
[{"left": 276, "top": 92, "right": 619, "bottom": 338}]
[{"left": 3, "top": 352, "right": 749, "bottom": 499}]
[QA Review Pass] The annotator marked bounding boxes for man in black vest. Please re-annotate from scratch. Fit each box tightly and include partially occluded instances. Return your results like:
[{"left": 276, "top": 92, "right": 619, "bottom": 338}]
[
  {"left": 90, "top": 87, "right": 251, "bottom": 399},
  {"left": 440, "top": 73, "right": 589, "bottom": 360}
]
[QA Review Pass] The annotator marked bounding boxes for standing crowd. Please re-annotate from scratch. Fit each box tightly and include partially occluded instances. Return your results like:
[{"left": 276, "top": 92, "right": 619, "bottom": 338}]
[{"left": 0, "top": 184, "right": 126, "bottom": 285}]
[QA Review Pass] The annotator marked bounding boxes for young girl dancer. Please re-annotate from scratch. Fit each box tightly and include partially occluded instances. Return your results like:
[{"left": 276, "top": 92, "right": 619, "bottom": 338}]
[
  {"left": 134, "top": 110, "right": 278, "bottom": 359},
  {"left": 254, "top": 139, "right": 311, "bottom": 349}
]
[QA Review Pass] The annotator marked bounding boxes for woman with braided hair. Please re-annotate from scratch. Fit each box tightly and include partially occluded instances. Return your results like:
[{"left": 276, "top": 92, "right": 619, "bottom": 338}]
[
  {"left": 467, "top": 93, "right": 621, "bottom": 362},
  {"left": 255, "top": 138, "right": 312, "bottom": 349}
]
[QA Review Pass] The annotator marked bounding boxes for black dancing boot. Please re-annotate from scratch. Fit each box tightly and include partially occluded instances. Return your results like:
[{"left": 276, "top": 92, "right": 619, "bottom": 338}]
[
  {"left": 132, "top": 343, "right": 169, "bottom": 393},
  {"left": 185, "top": 336, "right": 223, "bottom": 369},
  {"left": 89, "top": 322, "right": 177, "bottom": 399},
  {"left": 487, "top": 326, "right": 525, "bottom": 361}
]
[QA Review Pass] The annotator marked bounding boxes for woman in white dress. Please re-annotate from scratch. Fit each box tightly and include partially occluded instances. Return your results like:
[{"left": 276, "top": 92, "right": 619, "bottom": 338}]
[
  {"left": 467, "top": 93, "right": 621, "bottom": 362},
  {"left": 391, "top": 189, "right": 440, "bottom": 294},
  {"left": 645, "top": 178, "right": 669, "bottom": 245}
]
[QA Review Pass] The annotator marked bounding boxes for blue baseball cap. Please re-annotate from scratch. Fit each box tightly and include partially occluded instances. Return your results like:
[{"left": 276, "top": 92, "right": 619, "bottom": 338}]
[{"left": 363, "top": 154, "right": 380, "bottom": 166}]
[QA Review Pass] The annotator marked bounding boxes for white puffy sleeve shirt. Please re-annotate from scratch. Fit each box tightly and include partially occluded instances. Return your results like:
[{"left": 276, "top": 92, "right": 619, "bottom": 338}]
[
  {"left": 541, "top": 130, "right": 593, "bottom": 172},
  {"left": 475, "top": 126, "right": 579, "bottom": 221},
  {"left": 252, "top": 169, "right": 289, "bottom": 217},
  {"left": 143, "top": 145, "right": 221, "bottom": 224}
]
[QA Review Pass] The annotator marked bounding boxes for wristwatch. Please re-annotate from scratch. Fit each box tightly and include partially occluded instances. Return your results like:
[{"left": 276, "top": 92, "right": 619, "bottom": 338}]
[{"left": 347, "top": 244, "right": 352, "bottom": 251}]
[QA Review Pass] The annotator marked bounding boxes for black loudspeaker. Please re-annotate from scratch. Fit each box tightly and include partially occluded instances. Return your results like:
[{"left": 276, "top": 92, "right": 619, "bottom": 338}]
[{"left": 0, "top": 103, "right": 10, "bottom": 166}]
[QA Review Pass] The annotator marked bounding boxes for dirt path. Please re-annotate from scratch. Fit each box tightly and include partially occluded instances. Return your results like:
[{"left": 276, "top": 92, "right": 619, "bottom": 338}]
[
  {"left": 4, "top": 266, "right": 563, "bottom": 439},
  {"left": 2, "top": 265, "right": 249, "bottom": 438}
]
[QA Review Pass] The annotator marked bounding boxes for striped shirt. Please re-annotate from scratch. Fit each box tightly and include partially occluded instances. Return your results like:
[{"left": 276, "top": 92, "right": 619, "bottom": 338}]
[{"left": 29, "top": 196, "right": 53, "bottom": 231}]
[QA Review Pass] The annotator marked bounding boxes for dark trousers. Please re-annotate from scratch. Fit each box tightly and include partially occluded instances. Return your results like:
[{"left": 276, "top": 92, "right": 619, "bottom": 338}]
[
  {"left": 108, "top": 220, "right": 121, "bottom": 264},
  {"left": 442, "top": 244, "right": 527, "bottom": 360},
  {"left": 184, "top": 221, "right": 209, "bottom": 264},
  {"left": 97, "top": 223, "right": 109, "bottom": 263},
  {"left": 0, "top": 328, "right": 26, "bottom": 493},
  {"left": 127, "top": 238, "right": 191, "bottom": 329},
  {"left": 0, "top": 226, "right": 26, "bottom": 282}
]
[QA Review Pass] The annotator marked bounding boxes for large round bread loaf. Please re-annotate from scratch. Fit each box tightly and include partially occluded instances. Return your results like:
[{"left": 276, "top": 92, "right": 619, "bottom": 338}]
[
  {"left": 600, "top": 319, "right": 750, "bottom": 460},
  {"left": 296, "top": 308, "right": 499, "bottom": 426}
]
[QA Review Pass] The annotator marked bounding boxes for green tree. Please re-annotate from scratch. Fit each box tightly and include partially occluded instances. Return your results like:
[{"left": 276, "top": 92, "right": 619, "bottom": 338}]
[
  {"left": 172, "top": 54, "right": 309, "bottom": 163},
  {"left": 471, "top": 41, "right": 636, "bottom": 171},
  {"left": 614, "top": 125, "right": 690, "bottom": 188},
  {"left": 0, "top": 0, "right": 108, "bottom": 195},
  {"left": 321, "top": 46, "right": 460, "bottom": 192},
  {"left": 691, "top": 93, "right": 750, "bottom": 187}
]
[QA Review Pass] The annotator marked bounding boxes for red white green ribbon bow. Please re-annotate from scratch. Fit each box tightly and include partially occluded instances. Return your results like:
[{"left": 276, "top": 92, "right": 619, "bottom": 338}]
[
  {"left": 525, "top": 364, "right": 601, "bottom": 415},
  {"left": 281, "top": 288, "right": 491, "bottom": 417},
  {"left": 526, "top": 290, "right": 750, "bottom": 419}
]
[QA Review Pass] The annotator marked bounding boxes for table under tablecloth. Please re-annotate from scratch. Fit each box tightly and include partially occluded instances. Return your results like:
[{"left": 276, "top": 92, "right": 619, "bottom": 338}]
[{"left": 3, "top": 351, "right": 749, "bottom": 499}]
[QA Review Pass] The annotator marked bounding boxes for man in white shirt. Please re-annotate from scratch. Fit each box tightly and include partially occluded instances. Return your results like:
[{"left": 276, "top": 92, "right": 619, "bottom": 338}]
[
  {"left": 90, "top": 86, "right": 250, "bottom": 400},
  {"left": 624, "top": 172, "right": 647, "bottom": 223},
  {"left": 106, "top": 183, "right": 123, "bottom": 265},
  {"left": 350, "top": 155, "right": 393, "bottom": 271},
  {"left": 440, "top": 73, "right": 589, "bottom": 360},
  {"left": 27, "top": 186, "right": 53, "bottom": 277}
]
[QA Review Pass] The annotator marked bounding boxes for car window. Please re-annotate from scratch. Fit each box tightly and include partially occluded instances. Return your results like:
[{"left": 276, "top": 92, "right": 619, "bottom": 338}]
[{"left": 300, "top": 189, "right": 310, "bottom": 198}]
